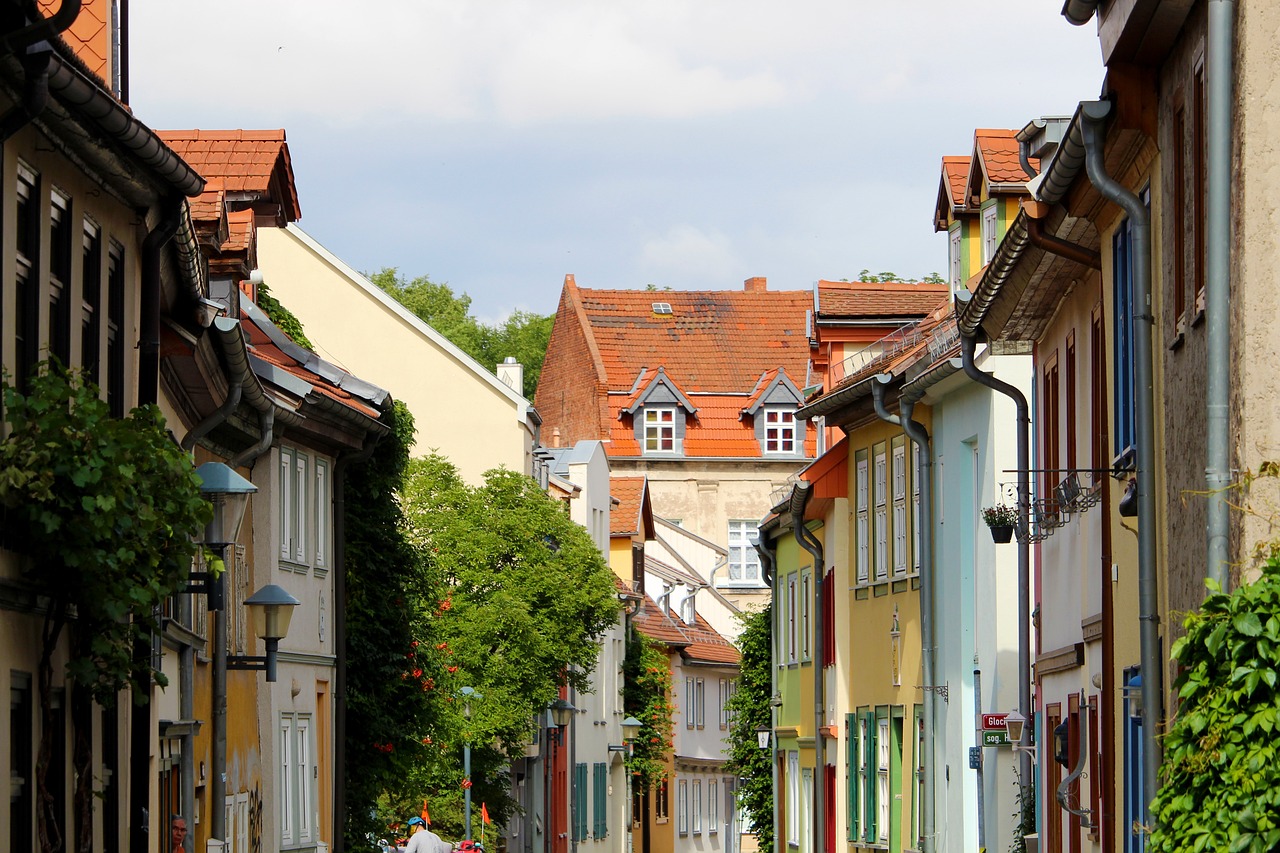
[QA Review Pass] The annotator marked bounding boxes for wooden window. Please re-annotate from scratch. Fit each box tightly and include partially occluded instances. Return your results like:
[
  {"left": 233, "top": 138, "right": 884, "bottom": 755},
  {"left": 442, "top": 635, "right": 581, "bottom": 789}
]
[
  {"left": 874, "top": 444, "right": 888, "bottom": 581},
  {"left": 693, "top": 779, "right": 702, "bottom": 834},
  {"left": 1046, "top": 704, "right": 1063, "bottom": 852},
  {"left": 856, "top": 451, "right": 869, "bottom": 583},
  {"left": 644, "top": 407, "right": 675, "bottom": 452},
  {"left": 708, "top": 779, "right": 719, "bottom": 833},
  {"left": 787, "top": 574, "right": 798, "bottom": 664},
  {"left": 1043, "top": 353, "right": 1061, "bottom": 506},
  {"left": 764, "top": 407, "right": 796, "bottom": 453},
  {"left": 1089, "top": 697, "right": 1102, "bottom": 841},
  {"left": 1193, "top": 60, "right": 1206, "bottom": 310},
  {"left": 911, "top": 443, "right": 921, "bottom": 573},
  {"left": 81, "top": 219, "right": 102, "bottom": 383},
  {"left": 1066, "top": 333, "right": 1077, "bottom": 473},
  {"left": 1173, "top": 104, "right": 1188, "bottom": 328},
  {"left": 574, "top": 763, "right": 589, "bottom": 841},
  {"left": 48, "top": 190, "right": 72, "bottom": 367},
  {"left": 1068, "top": 694, "right": 1082, "bottom": 853},
  {"left": 15, "top": 163, "right": 40, "bottom": 391},
  {"left": 593, "top": 762, "right": 608, "bottom": 839},
  {"left": 1090, "top": 306, "right": 1107, "bottom": 471},
  {"left": 678, "top": 778, "right": 689, "bottom": 836},
  {"left": 892, "top": 439, "right": 907, "bottom": 576},
  {"left": 800, "top": 571, "right": 811, "bottom": 661},
  {"left": 106, "top": 243, "right": 125, "bottom": 417}
]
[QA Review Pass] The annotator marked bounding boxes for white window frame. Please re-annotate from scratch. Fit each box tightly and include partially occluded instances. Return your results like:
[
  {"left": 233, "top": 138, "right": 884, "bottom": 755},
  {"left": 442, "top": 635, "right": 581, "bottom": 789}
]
[
  {"left": 877, "top": 716, "right": 891, "bottom": 843},
  {"left": 949, "top": 224, "right": 962, "bottom": 289},
  {"left": 801, "top": 768, "right": 814, "bottom": 853},
  {"left": 695, "top": 677, "right": 706, "bottom": 728},
  {"left": 856, "top": 454, "right": 869, "bottom": 584},
  {"left": 643, "top": 407, "right": 676, "bottom": 453},
  {"left": 686, "top": 677, "right": 695, "bottom": 729},
  {"left": 787, "top": 752, "right": 800, "bottom": 846},
  {"left": 981, "top": 202, "right": 999, "bottom": 266},
  {"left": 314, "top": 458, "right": 331, "bottom": 572},
  {"left": 709, "top": 779, "right": 719, "bottom": 833},
  {"left": 800, "top": 570, "right": 811, "bottom": 661},
  {"left": 693, "top": 779, "right": 702, "bottom": 834},
  {"left": 280, "top": 715, "right": 295, "bottom": 844},
  {"left": 718, "top": 678, "right": 729, "bottom": 730},
  {"left": 764, "top": 407, "right": 797, "bottom": 454},
  {"left": 892, "top": 442, "right": 907, "bottom": 576},
  {"left": 727, "top": 520, "right": 763, "bottom": 585},
  {"left": 874, "top": 446, "right": 888, "bottom": 582},
  {"left": 678, "top": 779, "right": 689, "bottom": 835},
  {"left": 280, "top": 712, "right": 315, "bottom": 847},
  {"left": 912, "top": 443, "right": 922, "bottom": 574},
  {"left": 787, "top": 573, "right": 798, "bottom": 664}
]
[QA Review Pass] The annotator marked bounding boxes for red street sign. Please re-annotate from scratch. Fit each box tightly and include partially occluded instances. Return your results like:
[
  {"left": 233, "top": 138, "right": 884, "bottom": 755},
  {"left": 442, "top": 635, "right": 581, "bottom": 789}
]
[{"left": 981, "top": 713, "right": 1009, "bottom": 730}]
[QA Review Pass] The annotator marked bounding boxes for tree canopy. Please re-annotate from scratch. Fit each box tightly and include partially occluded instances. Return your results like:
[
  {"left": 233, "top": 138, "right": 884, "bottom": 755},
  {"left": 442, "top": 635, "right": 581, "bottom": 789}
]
[
  {"left": 724, "top": 603, "right": 775, "bottom": 853},
  {"left": 369, "top": 268, "right": 552, "bottom": 399}
]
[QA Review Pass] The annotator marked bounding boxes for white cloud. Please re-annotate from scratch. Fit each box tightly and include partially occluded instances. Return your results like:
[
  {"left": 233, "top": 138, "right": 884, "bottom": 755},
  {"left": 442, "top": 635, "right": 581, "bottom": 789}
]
[{"left": 636, "top": 225, "right": 742, "bottom": 284}]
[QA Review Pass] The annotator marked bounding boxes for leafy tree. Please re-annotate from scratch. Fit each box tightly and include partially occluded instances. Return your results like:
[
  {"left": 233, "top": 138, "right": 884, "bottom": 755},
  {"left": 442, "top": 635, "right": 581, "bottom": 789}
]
[
  {"left": 343, "top": 401, "right": 446, "bottom": 848},
  {"left": 369, "top": 268, "right": 551, "bottom": 399},
  {"left": 257, "top": 278, "right": 314, "bottom": 350},
  {"left": 0, "top": 366, "right": 211, "bottom": 853},
  {"left": 851, "top": 269, "right": 946, "bottom": 284},
  {"left": 1149, "top": 555, "right": 1280, "bottom": 853},
  {"left": 622, "top": 628, "right": 675, "bottom": 788},
  {"left": 396, "top": 455, "right": 621, "bottom": 833},
  {"left": 724, "top": 604, "right": 774, "bottom": 853}
]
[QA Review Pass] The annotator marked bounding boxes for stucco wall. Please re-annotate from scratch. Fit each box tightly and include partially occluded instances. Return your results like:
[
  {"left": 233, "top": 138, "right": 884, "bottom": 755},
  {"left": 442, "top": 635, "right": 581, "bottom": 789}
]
[{"left": 256, "top": 225, "right": 533, "bottom": 485}]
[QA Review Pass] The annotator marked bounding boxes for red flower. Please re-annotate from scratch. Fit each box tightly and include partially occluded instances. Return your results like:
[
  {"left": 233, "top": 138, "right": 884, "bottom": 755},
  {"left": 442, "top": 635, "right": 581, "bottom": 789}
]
[
  {"left": 411, "top": 640, "right": 419, "bottom": 648},
  {"left": 447, "top": 665, "right": 458, "bottom": 673},
  {"left": 413, "top": 668, "right": 423, "bottom": 678},
  {"left": 461, "top": 779, "right": 473, "bottom": 790}
]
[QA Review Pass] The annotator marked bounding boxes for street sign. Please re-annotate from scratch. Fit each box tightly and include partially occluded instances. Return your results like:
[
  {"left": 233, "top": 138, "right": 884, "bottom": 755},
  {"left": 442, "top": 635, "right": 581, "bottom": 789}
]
[
  {"left": 980, "top": 713, "right": 1009, "bottom": 730},
  {"left": 982, "top": 730, "right": 1010, "bottom": 746},
  {"left": 968, "top": 746, "right": 982, "bottom": 769}
]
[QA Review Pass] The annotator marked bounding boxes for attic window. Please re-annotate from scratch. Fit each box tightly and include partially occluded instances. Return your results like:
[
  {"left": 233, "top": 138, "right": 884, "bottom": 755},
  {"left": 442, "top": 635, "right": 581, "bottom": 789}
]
[{"left": 652, "top": 302, "right": 673, "bottom": 315}]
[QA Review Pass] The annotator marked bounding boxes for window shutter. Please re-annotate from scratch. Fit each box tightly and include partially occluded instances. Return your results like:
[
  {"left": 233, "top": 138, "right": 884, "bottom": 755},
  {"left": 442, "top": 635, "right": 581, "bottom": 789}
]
[
  {"left": 846, "top": 713, "right": 858, "bottom": 842},
  {"left": 863, "top": 711, "right": 876, "bottom": 842}
]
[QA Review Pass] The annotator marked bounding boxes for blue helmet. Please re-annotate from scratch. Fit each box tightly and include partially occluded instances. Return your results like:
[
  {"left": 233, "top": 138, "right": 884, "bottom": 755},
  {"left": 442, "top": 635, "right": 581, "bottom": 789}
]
[{"left": 408, "top": 817, "right": 426, "bottom": 828}]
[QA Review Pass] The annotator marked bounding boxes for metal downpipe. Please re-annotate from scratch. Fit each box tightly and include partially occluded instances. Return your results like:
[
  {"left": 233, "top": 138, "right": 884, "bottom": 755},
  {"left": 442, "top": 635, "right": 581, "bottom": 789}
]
[
  {"left": 896, "top": 397, "right": 936, "bottom": 853},
  {"left": 955, "top": 327, "right": 1034, "bottom": 795},
  {"left": 790, "top": 482, "right": 826, "bottom": 853},
  {"left": 180, "top": 381, "right": 242, "bottom": 451},
  {"left": 1080, "top": 99, "right": 1162, "bottom": 826},
  {"left": 1205, "top": 0, "right": 1234, "bottom": 591}
]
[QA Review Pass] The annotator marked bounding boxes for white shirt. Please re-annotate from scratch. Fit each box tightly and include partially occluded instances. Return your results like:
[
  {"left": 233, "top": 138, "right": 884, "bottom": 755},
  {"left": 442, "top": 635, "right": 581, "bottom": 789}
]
[{"left": 405, "top": 828, "right": 451, "bottom": 853}]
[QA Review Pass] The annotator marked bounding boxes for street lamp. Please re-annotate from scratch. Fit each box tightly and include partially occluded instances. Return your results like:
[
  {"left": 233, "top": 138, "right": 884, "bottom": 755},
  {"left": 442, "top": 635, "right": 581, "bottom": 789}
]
[
  {"left": 756, "top": 726, "right": 772, "bottom": 750},
  {"left": 545, "top": 698, "right": 576, "bottom": 853},
  {"left": 460, "top": 687, "right": 482, "bottom": 841},
  {"left": 621, "top": 716, "right": 642, "bottom": 853},
  {"left": 193, "top": 462, "right": 256, "bottom": 610},
  {"left": 1003, "top": 710, "right": 1037, "bottom": 760},
  {"left": 550, "top": 697, "right": 576, "bottom": 738},
  {"left": 227, "top": 584, "right": 301, "bottom": 682}
]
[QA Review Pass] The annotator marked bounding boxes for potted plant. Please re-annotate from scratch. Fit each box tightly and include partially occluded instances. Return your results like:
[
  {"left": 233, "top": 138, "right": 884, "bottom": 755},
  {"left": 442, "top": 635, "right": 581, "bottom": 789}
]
[{"left": 981, "top": 504, "right": 1018, "bottom": 543}]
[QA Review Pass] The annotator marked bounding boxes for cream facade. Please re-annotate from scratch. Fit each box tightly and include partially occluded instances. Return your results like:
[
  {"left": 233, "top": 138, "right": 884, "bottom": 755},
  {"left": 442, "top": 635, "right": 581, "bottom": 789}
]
[{"left": 256, "top": 224, "right": 538, "bottom": 484}]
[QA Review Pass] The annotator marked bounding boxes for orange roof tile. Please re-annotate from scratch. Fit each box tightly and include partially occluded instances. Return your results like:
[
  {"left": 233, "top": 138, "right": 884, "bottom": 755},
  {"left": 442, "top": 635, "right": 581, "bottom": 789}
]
[
  {"left": 157, "top": 129, "right": 301, "bottom": 220},
  {"left": 972, "top": 129, "right": 1038, "bottom": 190},
  {"left": 575, "top": 285, "right": 810, "bottom": 393},
  {"left": 942, "top": 156, "right": 969, "bottom": 208},
  {"left": 633, "top": 595, "right": 690, "bottom": 648},
  {"left": 42, "top": 0, "right": 109, "bottom": 84},
  {"left": 242, "top": 312, "right": 381, "bottom": 420},
  {"left": 680, "top": 613, "right": 740, "bottom": 666},
  {"left": 741, "top": 368, "right": 782, "bottom": 412},
  {"left": 816, "top": 280, "right": 949, "bottom": 319},
  {"left": 610, "top": 476, "right": 648, "bottom": 536},
  {"left": 222, "top": 209, "right": 255, "bottom": 253}
]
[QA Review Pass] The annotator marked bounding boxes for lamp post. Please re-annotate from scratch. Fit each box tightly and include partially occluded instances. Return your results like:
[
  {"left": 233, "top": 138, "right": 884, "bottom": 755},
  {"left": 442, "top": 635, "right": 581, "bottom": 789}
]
[
  {"left": 195, "top": 462, "right": 300, "bottom": 845},
  {"left": 547, "top": 699, "right": 576, "bottom": 853},
  {"left": 621, "top": 716, "right": 642, "bottom": 853},
  {"left": 1003, "top": 710, "right": 1037, "bottom": 761},
  {"left": 460, "top": 686, "right": 482, "bottom": 841}
]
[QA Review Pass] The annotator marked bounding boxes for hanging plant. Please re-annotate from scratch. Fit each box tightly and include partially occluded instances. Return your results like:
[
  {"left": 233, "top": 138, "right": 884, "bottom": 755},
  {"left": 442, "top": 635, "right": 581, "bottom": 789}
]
[{"left": 982, "top": 504, "right": 1017, "bottom": 542}]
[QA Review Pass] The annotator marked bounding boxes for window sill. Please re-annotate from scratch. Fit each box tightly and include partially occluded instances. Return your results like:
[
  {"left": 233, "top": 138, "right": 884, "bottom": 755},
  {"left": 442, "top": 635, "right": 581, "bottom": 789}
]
[{"left": 1168, "top": 328, "right": 1185, "bottom": 351}]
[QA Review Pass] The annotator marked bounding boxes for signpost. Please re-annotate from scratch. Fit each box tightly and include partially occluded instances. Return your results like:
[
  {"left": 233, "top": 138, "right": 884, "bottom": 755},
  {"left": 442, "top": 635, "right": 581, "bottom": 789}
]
[{"left": 980, "top": 712, "right": 1010, "bottom": 746}]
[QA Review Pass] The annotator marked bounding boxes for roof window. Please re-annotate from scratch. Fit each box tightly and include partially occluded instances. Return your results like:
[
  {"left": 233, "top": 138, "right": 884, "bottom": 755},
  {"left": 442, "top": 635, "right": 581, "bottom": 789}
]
[{"left": 652, "top": 302, "right": 673, "bottom": 314}]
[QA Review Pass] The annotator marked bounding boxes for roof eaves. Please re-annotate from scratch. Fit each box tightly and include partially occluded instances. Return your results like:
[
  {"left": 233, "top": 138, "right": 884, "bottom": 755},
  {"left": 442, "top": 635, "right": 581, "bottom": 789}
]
[{"left": 795, "top": 372, "right": 876, "bottom": 421}]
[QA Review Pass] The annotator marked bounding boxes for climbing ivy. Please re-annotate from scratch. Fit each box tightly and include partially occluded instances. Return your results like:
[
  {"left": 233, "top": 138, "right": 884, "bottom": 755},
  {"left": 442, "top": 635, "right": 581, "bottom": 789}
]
[
  {"left": 724, "top": 604, "right": 774, "bottom": 853},
  {"left": 1149, "top": 553, "right": 1280, "bottom": 853},
  {"left": 623, "top": 627, "right": 675, "bottom": 790}
]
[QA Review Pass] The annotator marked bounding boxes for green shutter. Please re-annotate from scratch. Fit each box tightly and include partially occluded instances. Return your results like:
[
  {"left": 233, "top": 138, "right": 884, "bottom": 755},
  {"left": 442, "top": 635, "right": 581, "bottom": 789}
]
[
  {"left": 574, "top": 763, "right": 588, "bottom": 841},
  {"left": 863, "top": 711, "right": 876, "bottom": 843},
  {"left": 593, "top": 763, "right": 608, "bottom": 839},
  {"left": 846, "top": 713, "right": 858, "bottom": 842}
]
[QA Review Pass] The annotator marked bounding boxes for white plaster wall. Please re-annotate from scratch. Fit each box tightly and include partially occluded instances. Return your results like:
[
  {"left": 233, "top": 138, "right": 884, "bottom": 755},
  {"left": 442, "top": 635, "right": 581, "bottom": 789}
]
[
  {"left": 256, "top": 225, "right": 535, "bottom": 484},
  {"left": 929, "top": 352, "right": 1032, "bottom": 853}
]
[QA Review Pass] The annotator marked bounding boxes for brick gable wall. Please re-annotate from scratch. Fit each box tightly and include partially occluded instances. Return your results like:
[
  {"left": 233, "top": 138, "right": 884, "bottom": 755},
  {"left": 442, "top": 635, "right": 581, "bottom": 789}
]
[{"left": 535, "top": 280, "right": 608, "bottom": 446}]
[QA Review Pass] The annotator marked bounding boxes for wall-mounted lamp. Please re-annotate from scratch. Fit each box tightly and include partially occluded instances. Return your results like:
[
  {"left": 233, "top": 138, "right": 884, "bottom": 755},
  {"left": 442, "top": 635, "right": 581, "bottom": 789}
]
[
  {"left": 756, "top": 726, "right": 772, "bottom": 750},
  {"left": 190, "top": 461, "right": 257, "bottom": 611},
  {"left": 1122, "top": 672, "right": 1144, "bottom": 721},
  {"left": 549, "top": 698, "right": 576, "bottom": 744},
  {"left": 225, "top": 584, "right": 300, "bottom": 682},
  {"left": 1003, "top": 710, "right": 1037, "bottom": 760}
]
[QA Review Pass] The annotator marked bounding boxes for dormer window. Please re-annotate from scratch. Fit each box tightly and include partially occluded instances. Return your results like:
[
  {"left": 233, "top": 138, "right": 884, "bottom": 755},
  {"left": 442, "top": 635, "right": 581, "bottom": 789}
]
[
  {"left": 981, "top": 202, "right": 999, "bottom": 265},
  {"left": 764, "top": 407, "right": 796, "bottom": 454},
  {"left": 644, "top": 407, "right": 676, "bottom": 452}
]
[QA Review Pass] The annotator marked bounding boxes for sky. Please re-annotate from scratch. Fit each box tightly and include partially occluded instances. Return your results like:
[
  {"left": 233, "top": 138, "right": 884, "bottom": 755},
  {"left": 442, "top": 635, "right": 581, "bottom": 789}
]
[{"left": 130, "top": 1, "right": 1105, "bottom": 323}]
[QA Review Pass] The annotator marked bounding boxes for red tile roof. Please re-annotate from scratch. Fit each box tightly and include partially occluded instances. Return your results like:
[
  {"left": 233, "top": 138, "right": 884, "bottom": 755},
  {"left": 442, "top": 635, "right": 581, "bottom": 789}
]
[
  {"left": 742, "top": 368, "right": 783, "bottom": 412},
  {"left": 633, "top": 595, "right": 690, "bottom": 648},
  {"left": 572, "top": 282, "right": 810, "bottom": 393},
  {"left": 611, "top": 476, "right": 648, "bottom": 536},
  {"left": 816, "top": 280, "right": 950, "bottom": 319},
  {"left": 680, "top": 613, "right": 740, "bottom": 666},
  {"left": 942, "top": 156, "right": 969, "bottom": 209},
  {"left": 157, "top": 129, "right": 301, "bottom": 221},
  {"left": 605, "top": 394, "right": 818, "bottom": 459},
  {"left": 223, "top": 209, "right": 255, "bottom": 253},
  {"left": 972, "top": 129, "right": 1037, "bottom": 190},
  {"left": 42, "top": 0, "right": 109, "bottom": 84}
]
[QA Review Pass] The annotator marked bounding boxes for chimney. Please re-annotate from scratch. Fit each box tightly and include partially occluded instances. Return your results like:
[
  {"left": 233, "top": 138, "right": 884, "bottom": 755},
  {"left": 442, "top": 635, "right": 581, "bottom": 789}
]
[
  {"left": 744, "top": 276, "right": 767, "bottom": 292},
  {"left": 551, "top": 427, "right": 562, "bottom": 449},
  {"left": 496, "top": 357, "right": 524, "bottom": 394}
]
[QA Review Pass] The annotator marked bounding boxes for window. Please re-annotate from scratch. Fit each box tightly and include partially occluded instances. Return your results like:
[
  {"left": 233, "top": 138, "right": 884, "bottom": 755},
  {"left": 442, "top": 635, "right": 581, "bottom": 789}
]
[
  {"left": 800, "top": 769, "right": 813, "bottom": 853},
  {"left": 719, "top": 678, "right": 736, "bottom": 729},
  {"left": 1114, "top": 216, "right": 1137, "bottom": 458},
  {"left": 800, "top": 571, "right": 811, "bottom": 661},
  {"left": 1043, "top": 353, "right": 1061, "bottom": 507},
  {"left": 856, "top": 451, "right": 869, "bottom": 583},
  {"left": 874, "top": 444, "right": 888, "bottom": 582},
  {"left": 1193, "top": 61, "right": 1206, "bottom": 309},
  {"left": 656, "top": 778, "right": 670, "bottom": 822},
  {"left": 846, "top": 714, "right": 860, "bottom": 842},
  {"left": 1173, "top": 103, "right": 1188, "bottom": 328},
  {"left": 315, "top": 459, "right": 331, "bottom": 571},
  {"left": 106, "top": 243, "right": 125, "bottom": 417},
  {"left": 695, "top": 678, "right": 705, "bottom": 728},
  {"left": 1046, "top": 704, "right": 1064, "bottom": 852},
  {"left": 764, "top": 407, "right": 797, "bottom": 454},
  {"left": 786, "top": 752, "right": 800, "bottom": 846},
  {"left": 708, "top": 779, "right": 719, "bottom": 833},
  {"left": 1066, "top": 333, "right": 1078, "bottom": 473},
  {"left": 859, "top": 711, "right": 875, "bottom": 843},
  {"left": 892, "top": 440, "right": 907, "bottom": 576},
  {"left": 693, "top": 779, "right": 702, "bottom": 834},
  {"left": 81, "top": 219, "right": 102, "bottom": 382},
  {"left": 279, "top": 446, "right": 333, "bottom": 571},
  {"left": 574, "top": 763, "right": 588, "bottom": 842},
  {"left": 727, "top": 520, "right": 763, "bottom": 584},
  {"left": 786, "top": 573, "right": 798, "bottom": 664},
  {"left": 678, "top": 779, "right": 689, "bottom": 835},
  {"left": 644, "top": 407, "right": 676, "bottom": 452},
  {"left": 15, "top": 163, "right": 40, "bottom": 392},
  {"left": 49, "top": 189, "right": 72, "bottom": 367},
  {"left": 593, "top": 762, "right": 608, "bottom": 839},
  {"left": 686, "top": 677, "right": 696, "bottom": 729},
  {"left": 949, "top": 225, "right": 962, "bottom": 290},
  {"left": 10, "top": 672, "right": 34, "bottom": 853},
  {"left": 981, "top": 202, "right": 999, "bottom": 265},
  {"left": 1091, "top": 307, "right": 1107, "bottom": 470},
  {"left": 280, "top": 712, "right": 316, "bottom": 846},
  {"left": 911, "top": 443, "right": 921, "bottom": 573},
  {"left": 914, "top": 708, "right": 925, "bottom": 850}
]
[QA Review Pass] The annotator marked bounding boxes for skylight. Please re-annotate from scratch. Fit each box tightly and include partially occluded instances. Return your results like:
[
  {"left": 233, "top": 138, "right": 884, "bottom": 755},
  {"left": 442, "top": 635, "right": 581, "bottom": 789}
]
[{"left": 652, "top": 302, "right": 673, "bottom": 314}]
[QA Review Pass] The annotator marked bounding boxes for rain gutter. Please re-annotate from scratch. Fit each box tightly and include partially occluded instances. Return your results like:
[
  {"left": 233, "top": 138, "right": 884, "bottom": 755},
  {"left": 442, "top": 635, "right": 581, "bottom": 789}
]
[
  {"left": 1080, "top": 99, "right": 1162, "bottom": 827},
  {"left": 1061, "top": 0, "right": 1101, "bottom": 26},
  {"left": 1205, "top": 0, "right": 1233, "bottom": 590},
  {"left": 789, "top": 482, "right": 826, "bottom": 853}
]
